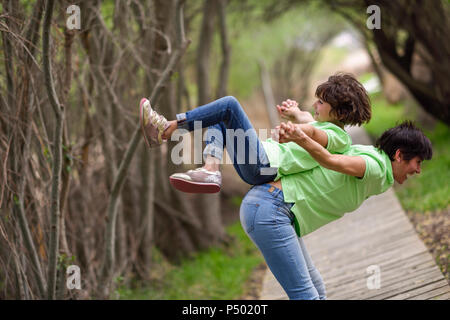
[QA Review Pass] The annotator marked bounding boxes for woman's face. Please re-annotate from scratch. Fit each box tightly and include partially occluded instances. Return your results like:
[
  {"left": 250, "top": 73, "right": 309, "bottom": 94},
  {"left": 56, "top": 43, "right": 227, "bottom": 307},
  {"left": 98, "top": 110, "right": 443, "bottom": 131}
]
[
  {"left": 313, "top": 98, "right": 333, "bottom": 122},
  {"left": 393, "top": 155, "right": 422, "bottom": 184}
]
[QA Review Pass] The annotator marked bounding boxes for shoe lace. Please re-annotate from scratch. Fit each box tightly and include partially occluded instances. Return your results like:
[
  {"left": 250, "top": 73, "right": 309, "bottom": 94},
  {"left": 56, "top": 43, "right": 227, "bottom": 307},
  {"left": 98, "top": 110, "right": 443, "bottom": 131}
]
[{"left": 150, "top": 109, "right": 168, "bottom": 130}]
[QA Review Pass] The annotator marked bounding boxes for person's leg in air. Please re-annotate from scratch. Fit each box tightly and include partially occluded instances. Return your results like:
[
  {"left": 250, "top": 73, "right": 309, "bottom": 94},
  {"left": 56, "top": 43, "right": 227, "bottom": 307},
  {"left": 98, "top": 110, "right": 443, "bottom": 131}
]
[{"left": 140, "top": 96, "right": 277, "bottom": 192}]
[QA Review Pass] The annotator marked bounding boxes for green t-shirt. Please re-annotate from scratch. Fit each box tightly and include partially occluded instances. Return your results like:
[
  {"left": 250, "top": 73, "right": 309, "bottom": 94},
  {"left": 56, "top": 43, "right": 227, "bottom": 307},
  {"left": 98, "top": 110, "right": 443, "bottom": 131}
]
[
  {"left": 261, "top": 121, "right": 352, "bottom": 181},
  {"left": 281, "top": 145, "right": 394, "bottom": 237}
]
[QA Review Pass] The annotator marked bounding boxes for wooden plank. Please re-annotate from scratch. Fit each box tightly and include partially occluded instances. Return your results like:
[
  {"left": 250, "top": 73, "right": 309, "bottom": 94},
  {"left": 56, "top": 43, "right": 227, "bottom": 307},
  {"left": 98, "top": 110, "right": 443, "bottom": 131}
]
[
  {"left": 311, "top": 232, "right": 432, "bottom": 276},
  {"left": 430, "top": 292, "right": 450, "bottom": 300},
  {"left": 308, "top": 230, "right": 423, "bottom": 268},
  {"left": 364, "top": 272, "right": 446, "bottom": 300},
  {"left": 324, "top": 259, "right": 437, "bottom": 293},
  {"left": 305, "top": 220, "right": 415, "bottom": 257},
  {"left": 406, "top": 285, "right": 450, "bottom": 300},
  {"left": 261, "top": 248, "right": 441, "bottom": 299},
  {"left": 304, "top": 214, "right": 417, "bottom": 252},
  {"left": 316, "top": 233, "right": 424, "bottom": 268},
  {"left": 303, "top": 207, "right": 408, "bottom": 245},
  {"left": 329, "top": 266, "right": 444, "bottom": 300},
  {"left": 321, "top": 245, "right": 433, "bottom": 277},
  {"left": 315, "top": 238, "right": 428, "bottom": 279},
  {"left": 302, "top": 204, "right": 406, "bottom": 241},
  {"left": 387, "top": 280, "right": 450, "bottom": 300},
  {"left": 260, "top": 273, "right": 287, "bottom": 300}
]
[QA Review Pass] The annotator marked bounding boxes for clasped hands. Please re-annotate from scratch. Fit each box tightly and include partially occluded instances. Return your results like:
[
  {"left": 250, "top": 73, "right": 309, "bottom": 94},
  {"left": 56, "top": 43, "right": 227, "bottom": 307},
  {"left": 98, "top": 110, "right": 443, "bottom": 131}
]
[
  {"left": 271, "top": 98, "right": 308, "bottom": 144},
  {"left": 271, "top": 121, "right": 307, "bottom": 144},
  {"left": 276, "top": 99, "right": 299, "bottom": 122}
]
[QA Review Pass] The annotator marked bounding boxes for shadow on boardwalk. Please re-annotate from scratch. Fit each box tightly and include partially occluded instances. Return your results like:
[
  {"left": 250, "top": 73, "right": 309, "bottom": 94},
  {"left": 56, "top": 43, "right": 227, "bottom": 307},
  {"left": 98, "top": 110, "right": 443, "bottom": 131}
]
[{"left": 259, "top": 126, "right": 450, "bottom": 300}]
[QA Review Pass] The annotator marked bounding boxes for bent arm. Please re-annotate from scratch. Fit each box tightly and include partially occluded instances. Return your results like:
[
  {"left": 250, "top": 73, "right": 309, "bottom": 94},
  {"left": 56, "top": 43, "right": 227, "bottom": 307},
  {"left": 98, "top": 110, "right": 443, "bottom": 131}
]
[
  {"left": 275, "top": 123, "right": 328, "bottom": 148},
  {"left": 297, "top": 124, "right": 328, "bottom": 149},
  {"left": 280, "top": 123, "right": 366, "bottom": 178}
]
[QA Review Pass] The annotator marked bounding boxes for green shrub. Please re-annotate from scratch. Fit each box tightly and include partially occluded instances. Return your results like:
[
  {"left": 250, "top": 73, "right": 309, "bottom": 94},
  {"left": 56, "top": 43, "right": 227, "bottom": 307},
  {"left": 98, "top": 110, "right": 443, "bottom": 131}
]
[{"left": 117, "top": 221, "right": 264, "bottom": 300}]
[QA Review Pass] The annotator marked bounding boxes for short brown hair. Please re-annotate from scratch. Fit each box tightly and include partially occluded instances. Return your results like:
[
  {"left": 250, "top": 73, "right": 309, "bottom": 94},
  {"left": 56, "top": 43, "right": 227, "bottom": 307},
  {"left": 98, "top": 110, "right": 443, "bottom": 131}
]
[{"left": 315, "top": 72, "right": 372, "bottom": 126}]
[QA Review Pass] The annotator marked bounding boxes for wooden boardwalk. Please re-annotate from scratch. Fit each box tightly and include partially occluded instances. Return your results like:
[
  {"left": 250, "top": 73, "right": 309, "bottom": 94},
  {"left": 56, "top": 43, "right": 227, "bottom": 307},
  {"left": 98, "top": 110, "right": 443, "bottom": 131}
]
[{"left": 259, "top": 126, "right": 450, "bottom": 300}]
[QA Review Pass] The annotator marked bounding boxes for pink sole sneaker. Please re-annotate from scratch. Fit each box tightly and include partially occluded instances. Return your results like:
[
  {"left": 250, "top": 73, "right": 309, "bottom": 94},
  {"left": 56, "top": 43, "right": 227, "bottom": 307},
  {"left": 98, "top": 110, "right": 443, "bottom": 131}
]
[
  {"left": 169, "top": 168, "right": 222, "bottom": 193},
  {"left": 169, "top": 176, "right": 221, "bottom": 193}
]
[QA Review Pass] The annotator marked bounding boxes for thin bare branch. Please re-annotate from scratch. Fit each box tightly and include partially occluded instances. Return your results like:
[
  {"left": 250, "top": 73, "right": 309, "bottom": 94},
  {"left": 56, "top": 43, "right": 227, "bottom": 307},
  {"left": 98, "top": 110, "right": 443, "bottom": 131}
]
[
  {"left": 99, "top": 0, "right": 191, "bottom": 297},
  {"left": 43, "top": 0, "right": 64, "bottom": 300}
]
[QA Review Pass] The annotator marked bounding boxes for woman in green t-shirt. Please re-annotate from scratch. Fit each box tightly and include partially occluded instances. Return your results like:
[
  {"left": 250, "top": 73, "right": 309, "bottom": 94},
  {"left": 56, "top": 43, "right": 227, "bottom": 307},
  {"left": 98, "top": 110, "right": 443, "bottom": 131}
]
[{"left": 239, "top": 121, "right": 432, "bottom": 299}]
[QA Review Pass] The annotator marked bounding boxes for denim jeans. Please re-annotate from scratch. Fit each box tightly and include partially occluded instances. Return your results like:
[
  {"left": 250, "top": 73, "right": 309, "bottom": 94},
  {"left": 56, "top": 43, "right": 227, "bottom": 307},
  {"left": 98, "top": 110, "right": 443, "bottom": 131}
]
[
  {"left": 176, "top": 96, "right": 277, "bottom": 185},
  {"left": 240, "top": 184, "right": 327, "bottom": 300}
]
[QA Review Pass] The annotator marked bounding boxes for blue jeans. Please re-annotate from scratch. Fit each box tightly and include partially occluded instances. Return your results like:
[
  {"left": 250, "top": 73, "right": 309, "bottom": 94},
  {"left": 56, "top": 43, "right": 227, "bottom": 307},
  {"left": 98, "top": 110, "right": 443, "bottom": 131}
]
[
  {"left": 176, "top": 96, "right": 277, "bottom": 185},
  {"left": 240, "top": 184, "right": 327, "bottom": 300}
]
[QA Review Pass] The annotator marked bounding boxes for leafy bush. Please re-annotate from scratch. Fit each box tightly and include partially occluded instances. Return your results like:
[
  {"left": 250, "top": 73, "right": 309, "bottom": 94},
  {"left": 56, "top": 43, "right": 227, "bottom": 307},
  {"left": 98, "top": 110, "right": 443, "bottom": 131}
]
[{"left": 117, "top": 220, "right": 264, "bottom": 300}]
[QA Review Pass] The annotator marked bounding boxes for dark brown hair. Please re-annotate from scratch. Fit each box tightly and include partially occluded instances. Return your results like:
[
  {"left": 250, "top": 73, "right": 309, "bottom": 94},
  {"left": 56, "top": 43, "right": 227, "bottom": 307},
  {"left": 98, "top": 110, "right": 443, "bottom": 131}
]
[
  {"left": 375, "top": 121, "right": 433, "bottom": 161},
  {"left": 315, "top": 72, "right": 372, "bottom": 126}
]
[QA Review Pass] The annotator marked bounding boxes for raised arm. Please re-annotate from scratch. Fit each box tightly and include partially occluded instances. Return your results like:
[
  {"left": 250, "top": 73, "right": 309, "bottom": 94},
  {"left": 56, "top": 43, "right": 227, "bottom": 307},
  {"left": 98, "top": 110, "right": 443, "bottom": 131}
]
[
  {"left": 279, "top": 122, "right": 366, "bottom": 178},
  {"left": 273, "top": 122, "right": 329, "bottom": 148}
]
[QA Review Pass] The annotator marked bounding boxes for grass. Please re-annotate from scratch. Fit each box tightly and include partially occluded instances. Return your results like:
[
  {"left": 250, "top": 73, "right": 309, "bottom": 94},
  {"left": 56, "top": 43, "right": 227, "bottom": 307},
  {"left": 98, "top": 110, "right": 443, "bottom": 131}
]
[
  {"left": 116, "top": 215, "right": 264, "bottom": 300},
  {"left": 363, "top": 90, "right": 450, "bottom": 213}
]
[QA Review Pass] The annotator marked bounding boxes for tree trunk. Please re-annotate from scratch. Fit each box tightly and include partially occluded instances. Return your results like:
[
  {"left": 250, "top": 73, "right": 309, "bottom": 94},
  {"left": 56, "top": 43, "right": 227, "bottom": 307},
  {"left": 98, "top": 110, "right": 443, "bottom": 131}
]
[
  {"left": 258, "top": 60, "right": 278, "bottom": 128},
  {"left": 332, "top": 0, "right": 450, "bottom": 125},
  {"left": 98, "top": 0, "right": 191, "bottom": 296},
  {"left": 216, "top": 0, "right": 231, "bottom": 98},
  {"left": 373, "top": 29, "right": 450, "bottom": 124},
  {"left": 43, "top": 0, "right": 65, "bottom": 300},
  {"left": 195, "top": 0, "right": 227, "bottom": 252},
  {"left": 197, "top": 0, "right": 218, "bottom": 105}
]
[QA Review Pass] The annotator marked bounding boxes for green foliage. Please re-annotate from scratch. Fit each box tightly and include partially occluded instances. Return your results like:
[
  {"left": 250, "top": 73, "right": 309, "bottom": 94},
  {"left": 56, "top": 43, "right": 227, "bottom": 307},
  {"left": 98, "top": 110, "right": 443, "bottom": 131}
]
[
  {"left": 18, "top": 0, "right": 33, "bottom": 14},
  {"left": 230, "top": 196, "right": 243, "bottom": 207},
  {"left": 100, "top": 1, "right": 115, "bottom": 30},
  {"left": 116, "top": 220, "right": 264, "bottom": 300},
  {"left": 358, "top": 72, "right": 375, "bottom": 84},
  {"left": 363, "top": 92, "right": 410, "bottom": 137},
  {"left": 57, "top": 253, "right": 76, "bottom": 271},
  {"left": 181, "top": 3, "right": 348, "bottom": 101},
  {"left": 227, "top": 10, "right": 303, "bottom": 97}
]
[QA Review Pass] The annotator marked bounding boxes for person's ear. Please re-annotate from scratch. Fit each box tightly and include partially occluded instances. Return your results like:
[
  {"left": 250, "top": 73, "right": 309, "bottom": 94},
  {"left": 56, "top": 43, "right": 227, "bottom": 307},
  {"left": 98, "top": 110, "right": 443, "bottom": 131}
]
[{"left": 394, "top": 149, "right": 403, "bottom": 162}]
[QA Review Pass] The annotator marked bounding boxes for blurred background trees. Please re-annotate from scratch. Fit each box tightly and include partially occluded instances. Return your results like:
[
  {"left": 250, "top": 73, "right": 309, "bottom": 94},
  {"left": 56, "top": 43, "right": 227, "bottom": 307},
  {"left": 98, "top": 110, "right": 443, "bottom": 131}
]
[
  {"left": 253, "top": 0, "right": 450, "bottom": 124},
  {"left": 0, "top": 0, "right": 448, "bottom": 299}
]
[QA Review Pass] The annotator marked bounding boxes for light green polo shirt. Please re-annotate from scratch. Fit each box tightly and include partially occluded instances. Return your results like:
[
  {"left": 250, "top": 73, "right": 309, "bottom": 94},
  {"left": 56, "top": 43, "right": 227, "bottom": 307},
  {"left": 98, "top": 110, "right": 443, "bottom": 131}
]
[
  {"left": 281, "top": 145, "right": 394, "bottom": 237},
  {"left": 261, "top": 121, "right": 352, "bottom": 181}
]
